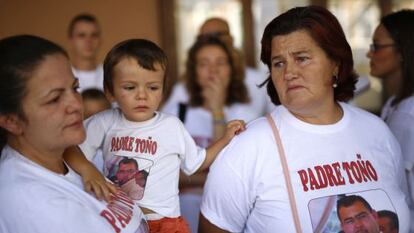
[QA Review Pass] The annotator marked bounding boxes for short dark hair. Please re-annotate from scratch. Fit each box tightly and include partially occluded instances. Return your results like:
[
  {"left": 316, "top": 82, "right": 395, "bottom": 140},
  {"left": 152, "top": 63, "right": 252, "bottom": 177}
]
[
  {"left": 336, "top": 195, "right": 373, "bottom": 222},
  {"left": 103, "top": 39, "right": 168, "bottom": 95},
  {"left": 260, "top": 6, "right": 357, "bottom": 105},
  {"left": 119, "top": 157, "right": 138, "bottom": 169},
  {"left": 67, "top": 13, "right": 100, "bottom": 37},
  {"left": 0, "top": 35, "right": 67, "bottom": 150},
  {"left": 185, "top": 35, "right": 249, "bottom": 106},
  {"left": 377, "top": 210, "right": 399, "bottom": 230},
  {"left": 81, "top": 88, "right": 107, "bottom": 101},
  {"left": 381, "top": 9, "right": 414, "bottom": 106}
]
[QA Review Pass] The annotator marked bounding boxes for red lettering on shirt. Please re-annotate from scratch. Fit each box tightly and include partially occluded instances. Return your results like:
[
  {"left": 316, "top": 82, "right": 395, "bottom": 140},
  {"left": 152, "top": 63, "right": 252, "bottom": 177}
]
[{"left": 297, "top": 154, "right": 378, "bottom": 192}]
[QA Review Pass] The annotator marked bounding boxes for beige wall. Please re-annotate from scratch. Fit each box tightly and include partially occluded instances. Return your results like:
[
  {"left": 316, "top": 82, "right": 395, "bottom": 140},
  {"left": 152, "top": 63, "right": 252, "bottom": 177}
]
[{"left": 0, "top": 0, "right": 161, "bottom": 63}]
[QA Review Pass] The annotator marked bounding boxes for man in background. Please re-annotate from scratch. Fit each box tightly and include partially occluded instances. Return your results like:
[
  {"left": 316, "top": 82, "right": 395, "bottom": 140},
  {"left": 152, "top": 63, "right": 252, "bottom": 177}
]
[
  {"left": 377, "top": 210, "right": 399, "bottom": 233},
  {"left": 68, "top": 13, "right": 104, "bottom": 92}
]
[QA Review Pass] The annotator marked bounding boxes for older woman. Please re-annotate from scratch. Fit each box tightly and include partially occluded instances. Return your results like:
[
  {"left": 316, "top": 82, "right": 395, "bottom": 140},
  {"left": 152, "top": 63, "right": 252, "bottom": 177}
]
[
  {"left": 199, "top": 6, "right": 410, "bottom": 233},
  {"left": 0, "top": 35, "right": 148, "bottom": 233},
  {"left": 367, "top": 9, "right": 414, "bottom": 233}
]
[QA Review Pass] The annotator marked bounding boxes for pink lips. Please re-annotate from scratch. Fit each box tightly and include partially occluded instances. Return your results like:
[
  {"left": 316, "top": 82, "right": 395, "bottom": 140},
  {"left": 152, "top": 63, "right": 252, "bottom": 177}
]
[
  {"left": 287, "top": 85, "right": 304, "bottom": 92},
  {"left": 66, "top": 119, "right": 83, "bottom": 129},
  {"left": 134, "top": 106, "right": 148, "bottom": 112}
]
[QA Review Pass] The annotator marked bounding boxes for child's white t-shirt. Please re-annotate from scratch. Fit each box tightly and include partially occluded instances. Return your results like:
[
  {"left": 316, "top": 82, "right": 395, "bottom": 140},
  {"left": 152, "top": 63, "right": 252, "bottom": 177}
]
[{"left": 80, "top": 109, "right": 206, "bottom": 217}]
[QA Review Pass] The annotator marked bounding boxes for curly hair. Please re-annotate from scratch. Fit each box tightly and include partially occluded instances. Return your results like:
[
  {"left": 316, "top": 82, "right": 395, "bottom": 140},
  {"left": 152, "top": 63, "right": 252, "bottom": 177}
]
[{"left": 185, "top": 36, "right": 249, "bottom": 106}]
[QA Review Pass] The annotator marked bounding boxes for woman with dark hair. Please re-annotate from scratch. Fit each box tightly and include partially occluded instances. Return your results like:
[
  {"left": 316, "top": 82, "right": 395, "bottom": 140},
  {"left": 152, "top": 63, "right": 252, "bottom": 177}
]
[
  {"left": 367, "top": 9, "right": 414, "bottom": 232},
  {"left": 0, "top": 35, "right": 148, "bottom": 233},
  {"left": 165, "top": 36, "right": 253, "bottom": 140},
  {"left": 162, "top": 36, "right": 257, "bottom": 232},
  {"left": 199, "top": 6, "right": 410, "bottom": 232}
]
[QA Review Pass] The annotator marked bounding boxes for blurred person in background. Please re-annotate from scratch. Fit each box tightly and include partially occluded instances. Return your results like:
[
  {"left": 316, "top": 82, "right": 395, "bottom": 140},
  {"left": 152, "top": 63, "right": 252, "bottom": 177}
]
[
  {"left": 68, "top": 13, "right": 104, "bottom": 92},
  {"left": 367, "top": 10, "right": 414, "bottom": 233},
  {"left": 164, "top": 35, "right": 256, "bottom": 233}
]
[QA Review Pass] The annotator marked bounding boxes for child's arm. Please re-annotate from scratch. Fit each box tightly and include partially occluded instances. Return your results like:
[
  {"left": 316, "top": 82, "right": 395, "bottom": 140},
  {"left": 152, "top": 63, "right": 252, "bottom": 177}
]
[
  {"left": 196, "top": 120, "right": 245, "bottom": 172},
  {"left": 63, "top": 146, "right": 116, "bottom": 201}
]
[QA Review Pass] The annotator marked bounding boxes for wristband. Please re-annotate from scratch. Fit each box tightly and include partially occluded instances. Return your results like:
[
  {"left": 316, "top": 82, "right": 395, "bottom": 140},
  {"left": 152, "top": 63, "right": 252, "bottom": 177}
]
[
  {"left": 212, "top": 110, "right": 225, "bottom": 120},
  {"left": 213, "top": 119, "right": 226, "bottom": 125}
]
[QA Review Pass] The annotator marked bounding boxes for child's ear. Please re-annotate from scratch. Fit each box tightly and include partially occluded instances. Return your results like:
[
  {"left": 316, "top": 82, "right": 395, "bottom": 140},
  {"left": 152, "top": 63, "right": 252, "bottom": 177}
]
[
  {"left": 0, "top": 114, "right": 23, "bottom": 135},
  {"left": 104, "top": 88, "right": 115, "bottom": 103}
]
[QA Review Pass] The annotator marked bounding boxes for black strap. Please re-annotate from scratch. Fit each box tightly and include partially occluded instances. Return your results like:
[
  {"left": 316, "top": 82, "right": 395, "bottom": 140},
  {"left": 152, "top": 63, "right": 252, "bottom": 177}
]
[{"left": 178, "top": 102, "right": 187, "bottom": 123}]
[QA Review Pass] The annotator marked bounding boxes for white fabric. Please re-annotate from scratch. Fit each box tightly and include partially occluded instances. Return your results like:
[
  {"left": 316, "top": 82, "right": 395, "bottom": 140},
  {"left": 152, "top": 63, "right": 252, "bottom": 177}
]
[
  {"left": 161, "top": 67, "right": 274, "bottom": 118},
  {"left": 79, "top": 109, "right": 206, "bottom": 217},
  {"left": 72, "top": 64, "right": 104, "bottom": 92},
  {"left": 165, "top": 101, "right": 262, "bottom": 232},
  {"left": 245, "top": 67, "right": 275, "bottom": 114},
  {"left": 381, "top": 96, "right": 414, "bottom": 232},
  {"left": 201, "top": 103, "right": 410, "bottom": 233},
  {"left": 0, "top": 145, "right": 147, "bottom": 233}
]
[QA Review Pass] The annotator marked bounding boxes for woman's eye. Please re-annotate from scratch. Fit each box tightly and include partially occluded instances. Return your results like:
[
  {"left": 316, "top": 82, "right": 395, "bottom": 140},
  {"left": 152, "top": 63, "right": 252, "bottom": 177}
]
[
  {"left": 48, "top": 96, "right": 60, "bottom": 104},
  {"left": 297, "top": 56, "right": 310, "bottom": 63},
  {"left": 272, "top": 61, "right": 284, "bottom": 68},
  {"left": 73, "top": 85, "right": 80, "bottom": 93}
]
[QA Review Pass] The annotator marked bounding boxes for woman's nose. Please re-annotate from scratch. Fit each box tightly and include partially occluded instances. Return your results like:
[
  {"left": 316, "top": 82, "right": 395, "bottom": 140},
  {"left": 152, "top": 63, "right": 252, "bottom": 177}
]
[
  {"left": 67, "top": 92, "right": 83, "bottom": 113},
  {"left": 283, "top": 62, "right": 298, "bottom": 80}
]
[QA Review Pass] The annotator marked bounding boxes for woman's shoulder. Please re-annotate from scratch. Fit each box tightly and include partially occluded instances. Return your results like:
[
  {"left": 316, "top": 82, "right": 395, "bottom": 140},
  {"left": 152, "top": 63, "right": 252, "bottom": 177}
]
[
  {"left": 344, "top": 103, "right": 387, "bottom": 126},
  {"left": 0, "top": 147, "right": 52, "bottom": 200},
  {"left": 395, "top": 96, "right": 414, "bottom": 115},
  {"left": 222, "top": 115, "right": 274, "bottom": 157},
  {"left": 344, "top": 103, "right": 394, "bottom": 137}
]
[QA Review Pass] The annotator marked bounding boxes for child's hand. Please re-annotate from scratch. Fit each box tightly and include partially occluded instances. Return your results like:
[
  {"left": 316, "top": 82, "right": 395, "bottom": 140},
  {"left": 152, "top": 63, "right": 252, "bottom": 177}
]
[
  {"left": 223, "top": 119, "right": 245, "bottom": 142},
  {"left": 81, "top": 163, "right": 117, "bottom": 202}
]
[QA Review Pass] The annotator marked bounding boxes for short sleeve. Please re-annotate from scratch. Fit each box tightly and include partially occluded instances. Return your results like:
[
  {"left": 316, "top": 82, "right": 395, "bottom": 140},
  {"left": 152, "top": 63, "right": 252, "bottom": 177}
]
[
  {"left": 177, "top": 121, "right": 206, "bottom": 175},
  {"left": 388, "top": 112, "right": 414, "bottom": 170},
  {"left": 79, "top": 113, "right": 108, "bottom": 161},
  {"left": 200, "top": 137, "right": 254, "bottom": 232},
  {"left": 384, "top": 124, "right": 411, "bottom": 207}
]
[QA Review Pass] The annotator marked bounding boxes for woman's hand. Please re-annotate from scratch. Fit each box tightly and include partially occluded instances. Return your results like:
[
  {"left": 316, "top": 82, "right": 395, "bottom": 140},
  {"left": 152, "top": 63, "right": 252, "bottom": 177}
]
[
  {"left": 81, "top": 162, "right": 117, "bottom": 202},
  {"left": 202, "top": 76, "right": 227, "bottom": 113}
]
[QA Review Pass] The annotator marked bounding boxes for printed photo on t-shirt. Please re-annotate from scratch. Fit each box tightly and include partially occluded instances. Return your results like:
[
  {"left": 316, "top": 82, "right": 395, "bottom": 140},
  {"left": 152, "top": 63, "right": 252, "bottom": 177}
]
[
  {"left": 105, "top": 155, "right": 152, "bottom": 200},
  {"left": 308, "top": 189, "right": 399, "bottom": 233}
]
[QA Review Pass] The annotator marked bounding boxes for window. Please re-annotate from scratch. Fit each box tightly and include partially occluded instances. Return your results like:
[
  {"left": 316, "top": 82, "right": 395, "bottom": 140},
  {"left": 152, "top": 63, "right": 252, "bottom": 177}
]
[{"left": 175, "top": 0, "right": 243, "bottom": 77}]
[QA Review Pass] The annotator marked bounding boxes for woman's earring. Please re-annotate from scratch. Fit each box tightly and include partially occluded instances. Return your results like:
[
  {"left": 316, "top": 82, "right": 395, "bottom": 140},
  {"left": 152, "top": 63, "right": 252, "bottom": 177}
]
[{"left": 333, "top": 74, "right": 338, "bottom": 88}]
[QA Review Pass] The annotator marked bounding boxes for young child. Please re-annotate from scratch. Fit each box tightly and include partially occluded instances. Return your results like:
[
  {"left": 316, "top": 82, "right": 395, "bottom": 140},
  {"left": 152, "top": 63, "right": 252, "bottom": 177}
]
[
  {"left": 81, "top": 88, "right": 112, "bottom": 172},
  {"left": 81, "top": 88, "right": 112, "bottom": 119},
  {"left": 64, "top": 39, "right": 244, "bottom": 233}
]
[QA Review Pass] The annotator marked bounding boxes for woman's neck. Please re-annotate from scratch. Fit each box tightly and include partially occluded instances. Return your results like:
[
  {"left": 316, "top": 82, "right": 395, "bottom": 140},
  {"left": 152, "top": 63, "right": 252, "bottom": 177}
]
[
  {"left": 290, "top": 102, "right": 343, "bottom": 125},
  {"left": 383, "top": 73, "right": 402, "bottom": 97},
  {"left": 382, "top": 68, "right": 402, "bottom": 97},
  {"left": 8, "top": 137, "right": 67, "bottom": 174}
]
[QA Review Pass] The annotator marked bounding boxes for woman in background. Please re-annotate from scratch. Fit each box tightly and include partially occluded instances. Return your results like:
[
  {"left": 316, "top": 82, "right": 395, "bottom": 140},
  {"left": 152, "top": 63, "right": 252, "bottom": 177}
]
[
  {"left": 164, "top": 36, "right": 257, "bottom": 232},
  {"left": 367, "top": 9, "right": 414, "bottom": 233}
]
